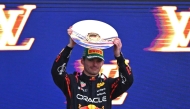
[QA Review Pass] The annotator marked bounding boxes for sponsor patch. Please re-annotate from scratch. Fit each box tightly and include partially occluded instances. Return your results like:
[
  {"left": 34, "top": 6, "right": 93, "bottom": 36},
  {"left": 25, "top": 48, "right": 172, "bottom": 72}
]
[{"left": 88, "top": 49, "right": 103, "bottom": 56}]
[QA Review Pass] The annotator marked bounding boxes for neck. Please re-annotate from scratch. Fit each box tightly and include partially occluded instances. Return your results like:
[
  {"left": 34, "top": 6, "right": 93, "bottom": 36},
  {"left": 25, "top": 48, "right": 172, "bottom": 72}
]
[{"left": 83, "top": 71, "right": 98, "bottom": 77}]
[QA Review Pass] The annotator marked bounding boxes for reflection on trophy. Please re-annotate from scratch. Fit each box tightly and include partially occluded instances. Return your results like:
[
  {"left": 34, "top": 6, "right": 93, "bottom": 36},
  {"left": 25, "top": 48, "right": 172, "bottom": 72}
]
[{"left": 86, "top": 32, "right": 101, "bottom": 42}]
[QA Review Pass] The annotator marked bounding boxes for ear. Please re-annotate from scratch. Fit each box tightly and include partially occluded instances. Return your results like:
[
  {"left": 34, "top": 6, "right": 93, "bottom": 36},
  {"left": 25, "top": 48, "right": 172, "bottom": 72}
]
[
  {"left": 81, "top": 58, "right": 84, "bottom": 65},
  {"left": 101, "top": 60, "right": 104, "bottom": 66}
]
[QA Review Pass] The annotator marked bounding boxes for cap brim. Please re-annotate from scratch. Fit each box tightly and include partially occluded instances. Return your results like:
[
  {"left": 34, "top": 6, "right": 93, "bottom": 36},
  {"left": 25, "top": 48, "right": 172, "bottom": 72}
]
[{"left": 86, "top": 56, "right": 104, "bottom": 60}]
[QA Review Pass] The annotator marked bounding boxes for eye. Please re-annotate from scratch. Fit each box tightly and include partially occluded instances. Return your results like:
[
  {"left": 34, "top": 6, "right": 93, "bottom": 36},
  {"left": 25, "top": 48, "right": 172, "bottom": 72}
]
[
  {"left": 97, "top": 59, "right": 103, "bottom": 62},
  {"left": 87, "top": 58, "right": 93, "bottom": 61},
  {"left": 87, "top": 58, "right": 103, "bottom": 62}
]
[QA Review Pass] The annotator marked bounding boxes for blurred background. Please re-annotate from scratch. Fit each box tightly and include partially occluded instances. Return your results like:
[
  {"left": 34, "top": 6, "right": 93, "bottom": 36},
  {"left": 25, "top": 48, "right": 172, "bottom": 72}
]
[{"left": 0, "top": 0, "right": 190, "bottom": 109}]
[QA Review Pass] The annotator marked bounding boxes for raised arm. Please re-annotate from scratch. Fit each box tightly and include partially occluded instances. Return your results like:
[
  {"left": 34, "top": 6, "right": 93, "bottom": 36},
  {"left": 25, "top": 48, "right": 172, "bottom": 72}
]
[
  {"left": 109, "top": 38, "right": 134, "bottom": 100},
  {"left": 51, "top": 27, "right": 76, "bottom": 95}
]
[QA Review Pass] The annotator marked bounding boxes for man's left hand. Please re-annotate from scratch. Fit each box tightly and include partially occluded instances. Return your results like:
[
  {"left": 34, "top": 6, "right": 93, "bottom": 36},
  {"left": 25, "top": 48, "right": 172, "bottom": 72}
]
[{"left": 113, "top": 38, "right": 122, "bottom": 57}]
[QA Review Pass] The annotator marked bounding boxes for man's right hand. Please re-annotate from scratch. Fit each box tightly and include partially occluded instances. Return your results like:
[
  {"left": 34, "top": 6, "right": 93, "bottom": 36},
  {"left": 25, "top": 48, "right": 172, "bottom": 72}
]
[{"left": 67, "top": 26, "right": 76, "bottom": 48}]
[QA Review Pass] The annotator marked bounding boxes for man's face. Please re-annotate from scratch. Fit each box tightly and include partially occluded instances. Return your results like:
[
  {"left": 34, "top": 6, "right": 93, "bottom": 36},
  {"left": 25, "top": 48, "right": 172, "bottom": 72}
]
[{"left": 81, "top": 58, "right": 104, "bottom": 76}]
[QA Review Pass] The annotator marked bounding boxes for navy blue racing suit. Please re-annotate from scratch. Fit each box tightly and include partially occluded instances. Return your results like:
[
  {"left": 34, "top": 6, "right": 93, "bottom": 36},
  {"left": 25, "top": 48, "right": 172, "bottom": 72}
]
[{"left": 51, "top": 46, "right": 133, "bottom": 109}]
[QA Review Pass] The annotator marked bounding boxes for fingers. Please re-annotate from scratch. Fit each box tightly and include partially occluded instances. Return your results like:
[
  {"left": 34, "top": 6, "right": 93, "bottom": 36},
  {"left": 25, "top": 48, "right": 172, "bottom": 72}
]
[
  {"left": 67, "top": 26, "right": 73, "bottom": 36},
  {"left": 113, "top": 38, "right": 122, "bottom": 48},
  {"left": 113, "top": 38, "right": 122, "bottom": 57}
]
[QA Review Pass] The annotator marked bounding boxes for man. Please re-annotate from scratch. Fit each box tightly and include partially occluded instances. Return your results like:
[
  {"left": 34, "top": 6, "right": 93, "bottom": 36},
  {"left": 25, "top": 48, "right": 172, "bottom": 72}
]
[{"left": 51, "top": 27, "right": 133, "bottom": 109}]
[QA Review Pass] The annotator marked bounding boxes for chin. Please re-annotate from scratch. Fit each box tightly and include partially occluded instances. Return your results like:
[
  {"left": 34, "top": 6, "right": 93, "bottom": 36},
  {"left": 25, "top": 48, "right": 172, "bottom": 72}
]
[{"left": 91, "top": 72, "right": 99, "bottom": 76}]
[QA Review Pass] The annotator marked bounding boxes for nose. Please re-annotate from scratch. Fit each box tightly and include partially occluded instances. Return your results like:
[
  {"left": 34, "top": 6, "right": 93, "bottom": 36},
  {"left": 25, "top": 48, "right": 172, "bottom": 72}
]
[
  {"left": 92, "top": 61, "right": 98, "bottom": 66},
  {"left": 92, "top": 60, "right": 99, "bottom": 66}
]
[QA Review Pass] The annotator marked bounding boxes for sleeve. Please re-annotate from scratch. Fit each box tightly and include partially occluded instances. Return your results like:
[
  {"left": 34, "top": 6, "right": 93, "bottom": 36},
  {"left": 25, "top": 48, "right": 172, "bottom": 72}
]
[
  {"left": 51, "top": 45, "right": 73, "bottom": 96},
  {"left": 108, "top": 52, "right": 134, "bottom": 100}
]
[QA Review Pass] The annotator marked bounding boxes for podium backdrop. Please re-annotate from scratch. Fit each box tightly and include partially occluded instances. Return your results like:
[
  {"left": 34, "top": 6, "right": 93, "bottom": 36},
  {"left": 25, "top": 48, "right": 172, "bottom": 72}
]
[{"left": 0, "top": 0, "right": 190, "bottom": 109}]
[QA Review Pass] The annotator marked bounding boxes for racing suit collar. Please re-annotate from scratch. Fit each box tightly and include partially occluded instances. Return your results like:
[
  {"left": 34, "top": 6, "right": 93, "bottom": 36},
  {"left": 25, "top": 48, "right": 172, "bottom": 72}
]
[{"left": 81, "top": 72, "right": 100, "bottom": 81}]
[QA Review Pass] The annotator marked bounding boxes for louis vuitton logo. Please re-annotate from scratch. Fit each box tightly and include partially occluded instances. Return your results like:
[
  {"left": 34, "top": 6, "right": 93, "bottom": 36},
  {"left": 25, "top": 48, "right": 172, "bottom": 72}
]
[
  {"left": 145, "top": 6, "right": 190, "bottom": 52},
  {"left": 0, "top": 5, "right": 36, "bottom": 51}
]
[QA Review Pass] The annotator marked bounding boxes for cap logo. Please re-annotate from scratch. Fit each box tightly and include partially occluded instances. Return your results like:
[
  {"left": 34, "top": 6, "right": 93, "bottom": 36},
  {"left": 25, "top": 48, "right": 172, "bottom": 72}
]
[{"left": 88, "top": 49, "right": 103, "bottom": 56}]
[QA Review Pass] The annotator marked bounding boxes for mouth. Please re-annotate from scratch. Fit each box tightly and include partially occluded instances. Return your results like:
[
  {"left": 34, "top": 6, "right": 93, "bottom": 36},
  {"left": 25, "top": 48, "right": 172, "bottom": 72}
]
[
  {"left": 91, "top": 67, "right": 98, "bottom": 70},
  {"left": 91, "top": 67, "right": 97, "bottom": 70}
]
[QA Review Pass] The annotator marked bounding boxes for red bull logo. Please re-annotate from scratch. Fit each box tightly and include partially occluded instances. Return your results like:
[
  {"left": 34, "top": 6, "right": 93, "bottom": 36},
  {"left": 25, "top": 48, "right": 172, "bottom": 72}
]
[{"left": 79, "top": 104, "right": 104, "bottom": 109}]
